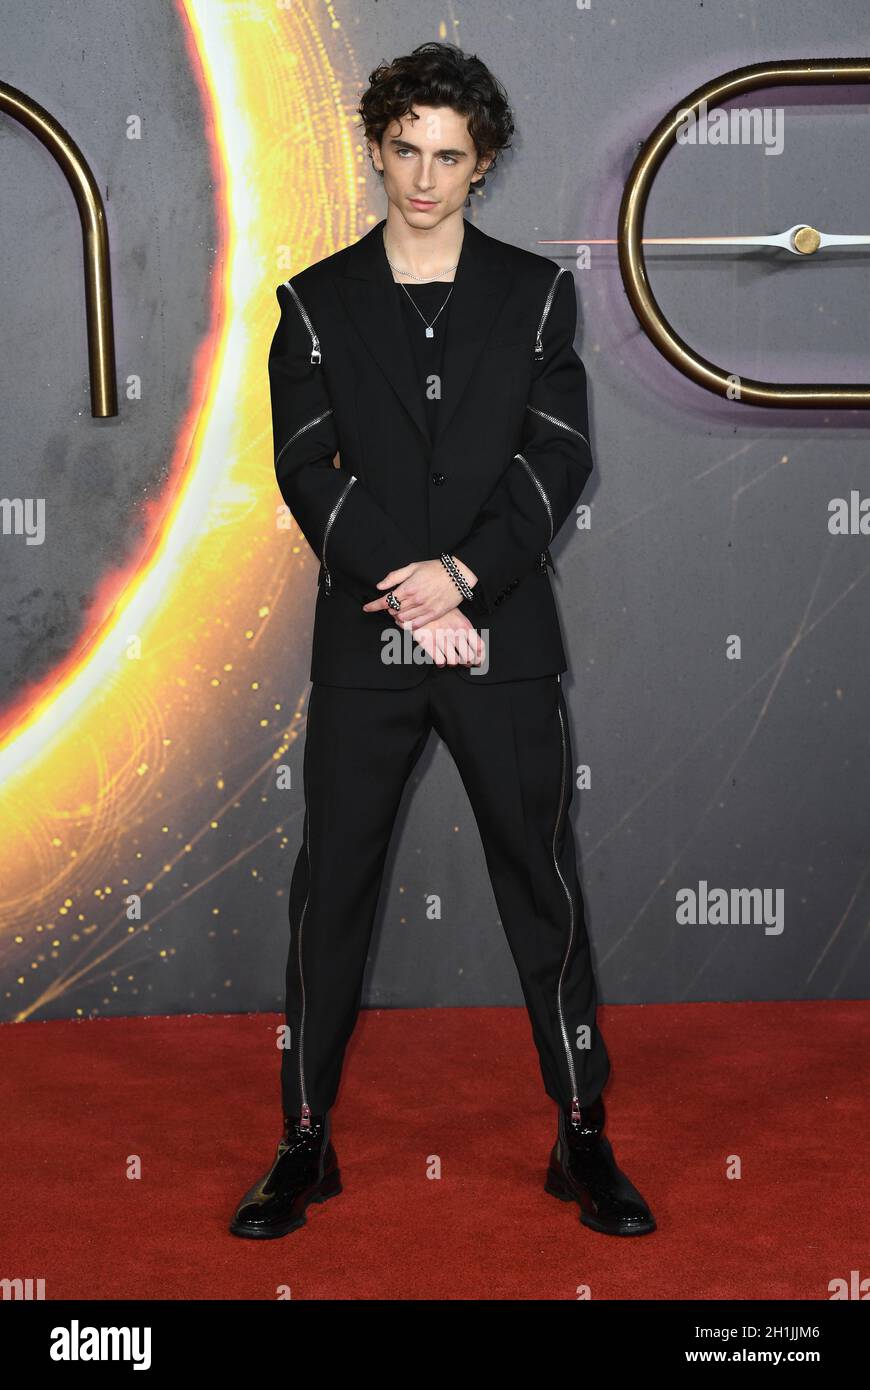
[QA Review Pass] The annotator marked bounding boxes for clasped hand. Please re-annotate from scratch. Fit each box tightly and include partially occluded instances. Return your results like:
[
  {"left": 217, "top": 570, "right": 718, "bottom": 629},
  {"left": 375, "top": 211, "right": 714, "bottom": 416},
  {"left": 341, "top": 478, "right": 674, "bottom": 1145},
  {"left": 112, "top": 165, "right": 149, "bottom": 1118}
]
[
  {"left": 362, "top": 558, "right": 475, "bottom": 628},
  {"left": 362, "top": 558, "right": 484, "bottom": 668}
]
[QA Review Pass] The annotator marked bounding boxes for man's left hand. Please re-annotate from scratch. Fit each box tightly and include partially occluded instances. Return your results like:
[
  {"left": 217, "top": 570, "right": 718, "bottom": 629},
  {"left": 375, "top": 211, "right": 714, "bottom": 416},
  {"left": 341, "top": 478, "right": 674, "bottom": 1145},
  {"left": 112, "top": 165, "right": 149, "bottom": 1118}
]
[{"left": 362, "top": 557, "right": 477, "bottom": 628}]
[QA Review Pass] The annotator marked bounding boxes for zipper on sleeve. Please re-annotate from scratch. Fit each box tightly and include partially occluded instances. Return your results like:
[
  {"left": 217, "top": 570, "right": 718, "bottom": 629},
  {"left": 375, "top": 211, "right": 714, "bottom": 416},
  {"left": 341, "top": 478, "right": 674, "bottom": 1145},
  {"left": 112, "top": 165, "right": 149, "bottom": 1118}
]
[
  {"left": 274, "top": 409, "right": 334, "bottom": 472},
  {"left": 321, "top": 474, "right": 357, "bottom": 595},
  {"left": 526, "top": 404, "right": 589, "bottom": 447},
  {"left": 283, "top": 279, "right": 322, "bottom": 365},
  {"left": 514, "top": 452, "right": 553, "bottom": 544},
  {"left": 534, "top": 267, "right": 570, "bottom": 361}
]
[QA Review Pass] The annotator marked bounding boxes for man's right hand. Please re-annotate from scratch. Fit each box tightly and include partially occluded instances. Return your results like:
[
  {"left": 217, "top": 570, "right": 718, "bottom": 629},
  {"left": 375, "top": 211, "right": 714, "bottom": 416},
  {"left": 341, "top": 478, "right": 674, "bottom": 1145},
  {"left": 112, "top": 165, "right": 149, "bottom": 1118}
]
[{"left": 405, "top": 607, "right": 485, "bottom": 668}]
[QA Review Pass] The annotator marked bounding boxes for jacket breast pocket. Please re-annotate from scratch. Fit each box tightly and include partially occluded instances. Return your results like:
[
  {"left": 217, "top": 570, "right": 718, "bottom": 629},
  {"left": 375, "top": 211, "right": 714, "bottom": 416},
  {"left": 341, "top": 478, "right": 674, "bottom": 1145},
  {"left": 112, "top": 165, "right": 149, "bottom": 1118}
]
[{"left": 486, "top": 336, "right": 529, "bottom": 362}]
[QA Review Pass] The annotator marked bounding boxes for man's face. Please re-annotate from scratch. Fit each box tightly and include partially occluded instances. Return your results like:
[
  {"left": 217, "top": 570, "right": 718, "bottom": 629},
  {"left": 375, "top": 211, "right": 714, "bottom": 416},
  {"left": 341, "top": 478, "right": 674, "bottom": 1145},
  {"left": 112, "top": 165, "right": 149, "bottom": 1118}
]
[{"left": 368, "top": 104, "right": 493, "bottom": 228}]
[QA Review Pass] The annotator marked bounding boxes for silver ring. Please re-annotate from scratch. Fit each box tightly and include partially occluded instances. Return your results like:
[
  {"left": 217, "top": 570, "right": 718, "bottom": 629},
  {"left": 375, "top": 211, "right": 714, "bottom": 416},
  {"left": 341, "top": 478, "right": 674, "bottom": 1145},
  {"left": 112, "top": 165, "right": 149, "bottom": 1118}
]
[{"left": 386, "top": 591, "right": 401, "bottom": 612}]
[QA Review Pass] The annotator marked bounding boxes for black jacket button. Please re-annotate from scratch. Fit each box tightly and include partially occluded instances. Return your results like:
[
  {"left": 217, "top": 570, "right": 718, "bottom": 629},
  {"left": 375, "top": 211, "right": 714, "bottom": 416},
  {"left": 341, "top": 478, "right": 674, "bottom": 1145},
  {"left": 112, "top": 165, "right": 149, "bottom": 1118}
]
[{"left": 431, "top": 472, "right": 445, "bottom": 485}]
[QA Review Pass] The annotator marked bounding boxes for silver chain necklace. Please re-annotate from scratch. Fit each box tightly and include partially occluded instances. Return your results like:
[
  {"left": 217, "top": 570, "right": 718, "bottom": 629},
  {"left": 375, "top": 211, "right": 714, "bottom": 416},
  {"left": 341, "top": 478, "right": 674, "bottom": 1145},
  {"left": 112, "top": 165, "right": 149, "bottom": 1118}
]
[
  {"left": 398, "top": 281, "right": 454, "bottom": 338},
  {"left": 383, "top": 228, "right": 461, "bottom": 337},
  {"left": 383, "top": 227, "right": 460, "bottom": 281}
]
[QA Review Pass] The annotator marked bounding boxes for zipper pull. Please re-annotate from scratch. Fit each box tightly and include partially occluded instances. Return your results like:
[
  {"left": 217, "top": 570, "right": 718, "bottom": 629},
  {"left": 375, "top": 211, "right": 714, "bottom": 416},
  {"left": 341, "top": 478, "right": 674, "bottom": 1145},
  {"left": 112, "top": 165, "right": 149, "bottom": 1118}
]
[
  {"left": 310, "top": 341, "right": 321, "bottom": 365},
  {"left": 534, "top": 331, "right": 544, "bottom": 361},
  {"left": 570, "top": 1095, "right": 582, "bottom": 1127},
  {"left": 323, "top": 567, "right": 332, "bottom": 596},
  {"left": 299, "top": 1103, "right": 312, "bottom": 1131}
]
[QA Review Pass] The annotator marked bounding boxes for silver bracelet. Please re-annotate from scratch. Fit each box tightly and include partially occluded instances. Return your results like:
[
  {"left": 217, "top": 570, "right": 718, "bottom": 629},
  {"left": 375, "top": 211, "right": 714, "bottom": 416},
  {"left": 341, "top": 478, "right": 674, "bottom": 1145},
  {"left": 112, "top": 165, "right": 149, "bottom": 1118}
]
[{"left": 440, "top": 552, "right": 474, "bottom": 603}]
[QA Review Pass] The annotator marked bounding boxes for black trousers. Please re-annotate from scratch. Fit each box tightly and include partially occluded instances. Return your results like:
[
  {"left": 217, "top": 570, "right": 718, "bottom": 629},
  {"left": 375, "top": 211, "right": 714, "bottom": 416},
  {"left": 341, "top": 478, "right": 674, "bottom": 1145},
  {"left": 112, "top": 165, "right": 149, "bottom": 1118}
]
[{"left": 280, "top": 666, "right": 611, "bottom": 1119}]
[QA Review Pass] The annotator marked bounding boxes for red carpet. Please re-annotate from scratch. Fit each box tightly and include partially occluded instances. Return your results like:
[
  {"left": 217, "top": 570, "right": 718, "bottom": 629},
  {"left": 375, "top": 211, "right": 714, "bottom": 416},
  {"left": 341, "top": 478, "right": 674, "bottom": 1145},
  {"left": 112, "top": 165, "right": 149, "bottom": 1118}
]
[{"left": 1, "top": 1002, "right": 867, "bottom": 1300}]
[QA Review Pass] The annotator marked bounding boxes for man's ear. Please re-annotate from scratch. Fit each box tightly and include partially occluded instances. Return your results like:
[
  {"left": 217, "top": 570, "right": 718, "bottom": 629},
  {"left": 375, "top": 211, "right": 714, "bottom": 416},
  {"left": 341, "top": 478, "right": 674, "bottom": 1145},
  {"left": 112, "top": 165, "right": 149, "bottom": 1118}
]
[{"left": 471, "top": 151, "right": 495, "bottom": 184}]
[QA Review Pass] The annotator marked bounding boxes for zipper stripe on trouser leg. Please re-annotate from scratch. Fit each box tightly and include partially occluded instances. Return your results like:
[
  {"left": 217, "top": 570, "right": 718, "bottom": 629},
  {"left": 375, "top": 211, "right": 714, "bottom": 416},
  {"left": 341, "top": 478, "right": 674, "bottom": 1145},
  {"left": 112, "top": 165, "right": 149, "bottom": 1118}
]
[
  {"left": 554, "top": 693, "right": 583, "bottom": 1125},
  {"left": 295, "top": 714, "right": 313, "bottom": 1130}
]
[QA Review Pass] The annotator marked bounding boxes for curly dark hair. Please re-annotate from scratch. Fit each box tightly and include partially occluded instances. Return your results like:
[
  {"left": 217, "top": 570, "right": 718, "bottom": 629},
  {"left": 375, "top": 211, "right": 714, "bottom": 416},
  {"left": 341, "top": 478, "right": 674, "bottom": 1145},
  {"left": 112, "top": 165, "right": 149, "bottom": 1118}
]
[{"left": 357, "top": 41, "right": 515, "bottom": 195}]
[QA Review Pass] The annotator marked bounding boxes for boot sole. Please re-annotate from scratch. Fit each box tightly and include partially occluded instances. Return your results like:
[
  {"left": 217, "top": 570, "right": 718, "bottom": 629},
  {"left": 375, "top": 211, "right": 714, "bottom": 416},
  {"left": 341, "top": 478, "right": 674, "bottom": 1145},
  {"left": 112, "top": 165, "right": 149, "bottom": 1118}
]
[
  {"left": 544, "top": 1170, "right": 656, "bottom": 1237},
  {"left": 228, "top": 1167, "right": 343, "bottom": 1239}
]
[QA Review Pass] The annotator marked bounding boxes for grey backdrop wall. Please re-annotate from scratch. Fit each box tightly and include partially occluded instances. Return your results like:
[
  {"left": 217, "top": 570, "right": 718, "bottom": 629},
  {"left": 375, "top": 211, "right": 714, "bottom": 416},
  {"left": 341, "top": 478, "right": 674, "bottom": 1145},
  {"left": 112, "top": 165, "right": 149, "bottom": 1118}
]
[{"left": 1, "top": 0, "right": 868, "bottom": 1023}]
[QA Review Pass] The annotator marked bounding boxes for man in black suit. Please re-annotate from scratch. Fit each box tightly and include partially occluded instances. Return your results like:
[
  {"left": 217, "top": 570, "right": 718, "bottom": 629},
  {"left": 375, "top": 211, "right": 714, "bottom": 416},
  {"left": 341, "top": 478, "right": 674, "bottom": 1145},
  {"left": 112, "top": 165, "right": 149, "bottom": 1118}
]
[{"left": 230, "top": 41, "right": 655, "bottom": 1240}]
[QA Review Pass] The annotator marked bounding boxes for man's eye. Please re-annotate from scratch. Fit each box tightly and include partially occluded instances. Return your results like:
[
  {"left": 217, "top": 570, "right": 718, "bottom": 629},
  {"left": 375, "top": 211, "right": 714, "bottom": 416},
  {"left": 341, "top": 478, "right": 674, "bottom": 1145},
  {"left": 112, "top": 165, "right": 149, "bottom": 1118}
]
[{"left": 395, "top": 149, "right": 457, "bottom": 164}]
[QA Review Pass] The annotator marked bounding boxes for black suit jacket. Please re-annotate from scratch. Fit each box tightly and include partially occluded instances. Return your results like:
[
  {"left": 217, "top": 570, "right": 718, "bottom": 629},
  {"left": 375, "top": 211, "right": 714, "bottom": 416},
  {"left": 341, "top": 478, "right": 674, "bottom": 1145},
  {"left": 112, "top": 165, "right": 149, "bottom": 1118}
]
[{"left": 269, "top": 216, "right": 593, "bottom": 686}]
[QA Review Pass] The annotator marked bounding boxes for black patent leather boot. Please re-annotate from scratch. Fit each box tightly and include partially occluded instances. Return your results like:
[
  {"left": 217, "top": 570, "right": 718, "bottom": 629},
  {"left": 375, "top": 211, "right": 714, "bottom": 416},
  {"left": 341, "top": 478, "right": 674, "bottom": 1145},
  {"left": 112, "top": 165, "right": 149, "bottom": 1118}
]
[
  {"left": 229, "top": 1110, "right": 341, "bottom": 1239},
  {"left": 544, "top": 1094, "right": 656, "bottom": 1236}
]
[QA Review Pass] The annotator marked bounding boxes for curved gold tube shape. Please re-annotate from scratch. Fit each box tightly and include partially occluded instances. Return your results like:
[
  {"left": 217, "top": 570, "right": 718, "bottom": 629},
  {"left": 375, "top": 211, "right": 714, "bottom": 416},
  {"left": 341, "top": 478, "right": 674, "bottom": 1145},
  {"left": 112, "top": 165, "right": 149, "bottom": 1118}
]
[
  {"left": 0, "top": 80, "right": 117, "bottom": 417},
  {"left": 618, "top": 59, "right": 870, "bottom": 408}
]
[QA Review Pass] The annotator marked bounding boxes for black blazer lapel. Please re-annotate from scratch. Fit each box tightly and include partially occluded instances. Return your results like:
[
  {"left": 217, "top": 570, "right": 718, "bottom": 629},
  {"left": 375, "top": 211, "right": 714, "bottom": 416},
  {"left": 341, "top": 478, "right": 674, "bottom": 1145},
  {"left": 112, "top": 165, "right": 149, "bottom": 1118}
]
[{"left": 335, "top": 217, "right": 513, "bottom": 447}]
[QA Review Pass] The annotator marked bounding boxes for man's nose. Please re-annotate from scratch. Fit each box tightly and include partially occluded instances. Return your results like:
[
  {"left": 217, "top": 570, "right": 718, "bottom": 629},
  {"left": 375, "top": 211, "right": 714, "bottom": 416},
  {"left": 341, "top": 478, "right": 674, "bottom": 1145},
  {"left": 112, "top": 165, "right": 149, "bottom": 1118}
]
[{"left": 415, "top": 159, "right": 436, "bottom": 190}]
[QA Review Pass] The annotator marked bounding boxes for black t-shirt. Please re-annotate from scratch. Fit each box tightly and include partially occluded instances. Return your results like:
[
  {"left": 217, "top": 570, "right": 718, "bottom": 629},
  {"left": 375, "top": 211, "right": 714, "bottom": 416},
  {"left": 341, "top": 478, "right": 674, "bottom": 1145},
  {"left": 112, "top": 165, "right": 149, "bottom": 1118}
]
[{"left": 395, "top": 280, "right": 454, "bottom": 443}]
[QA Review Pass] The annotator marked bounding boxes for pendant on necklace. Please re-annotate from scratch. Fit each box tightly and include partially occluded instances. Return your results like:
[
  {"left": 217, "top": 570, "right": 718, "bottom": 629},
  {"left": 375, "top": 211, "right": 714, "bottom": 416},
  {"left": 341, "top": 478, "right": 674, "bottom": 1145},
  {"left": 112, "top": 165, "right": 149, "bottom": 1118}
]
[{"left": 425, "top": 327, "right": 434, "bottom": 338}]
